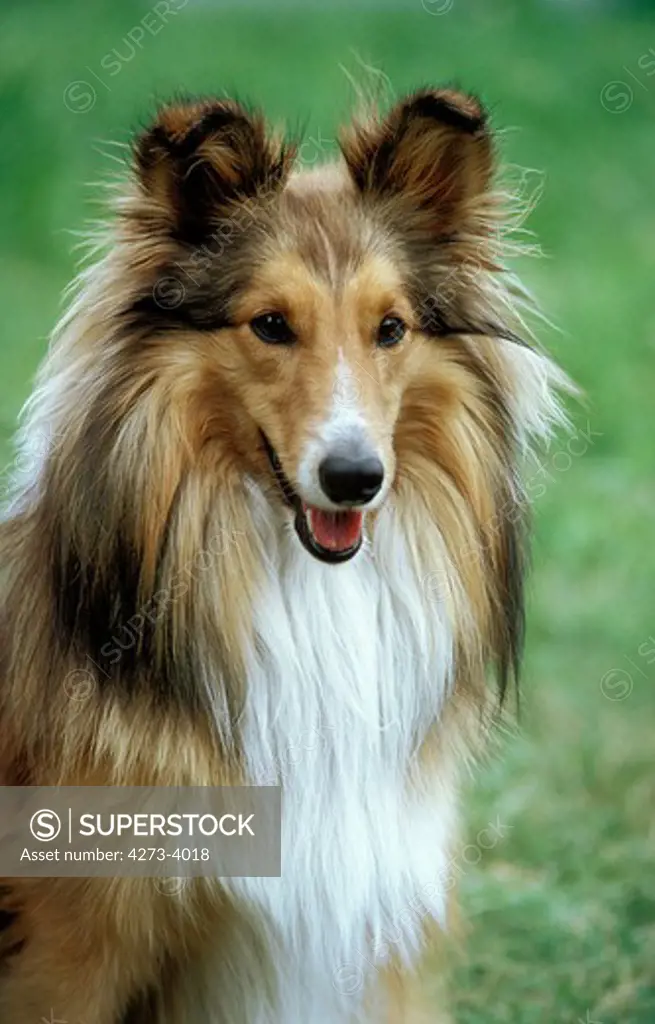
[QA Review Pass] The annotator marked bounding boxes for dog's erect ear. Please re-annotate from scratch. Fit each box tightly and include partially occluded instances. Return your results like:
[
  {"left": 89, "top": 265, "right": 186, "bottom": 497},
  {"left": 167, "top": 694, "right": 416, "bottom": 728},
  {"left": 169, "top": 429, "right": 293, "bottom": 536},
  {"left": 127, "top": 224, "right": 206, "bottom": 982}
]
[
  {"left": 340, "top": 89, "right": 493, "bottom": 235},
  {"left": 134, "top": 99, "right": 295, "bottom": 245}
]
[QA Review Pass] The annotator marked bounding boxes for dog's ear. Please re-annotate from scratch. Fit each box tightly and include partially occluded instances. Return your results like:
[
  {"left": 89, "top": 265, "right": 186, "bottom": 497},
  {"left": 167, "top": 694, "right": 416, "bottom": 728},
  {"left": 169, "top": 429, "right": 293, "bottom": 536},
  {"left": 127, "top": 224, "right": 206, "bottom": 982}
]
[
  {"left": 134, "top": 99, "right": 295, "bottom": 245},
  {"left": 340, "top": 89, "right": 493, "bottom": 235}
]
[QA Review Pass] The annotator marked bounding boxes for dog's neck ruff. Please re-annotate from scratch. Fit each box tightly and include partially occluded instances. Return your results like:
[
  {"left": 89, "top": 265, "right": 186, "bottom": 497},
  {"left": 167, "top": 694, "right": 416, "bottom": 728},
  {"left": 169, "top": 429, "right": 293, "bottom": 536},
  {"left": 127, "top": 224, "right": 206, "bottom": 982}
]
[
  {"left": 242, "top": 477, "right": 454, "bottom": 776},
  {"left": 209, "top": 480, "right": 459, "bottom": 1021}
]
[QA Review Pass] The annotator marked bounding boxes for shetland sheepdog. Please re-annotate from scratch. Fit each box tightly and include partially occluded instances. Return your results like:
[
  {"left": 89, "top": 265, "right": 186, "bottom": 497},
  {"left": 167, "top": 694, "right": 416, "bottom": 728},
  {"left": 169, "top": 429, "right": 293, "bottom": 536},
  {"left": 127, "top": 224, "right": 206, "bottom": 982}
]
[{"left": 0, "top": 89, "right": 567, "bottom": 1022}]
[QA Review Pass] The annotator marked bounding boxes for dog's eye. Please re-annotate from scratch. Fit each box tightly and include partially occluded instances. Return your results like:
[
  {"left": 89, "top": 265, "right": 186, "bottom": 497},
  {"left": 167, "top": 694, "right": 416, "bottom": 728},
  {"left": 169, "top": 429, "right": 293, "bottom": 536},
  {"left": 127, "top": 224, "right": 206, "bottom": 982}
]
[
  {"left": 250, "top": 313, "right": 296, "bottom": 345},
  {"left": 377, "top": 316, "right": 406, "bottom": 347}
]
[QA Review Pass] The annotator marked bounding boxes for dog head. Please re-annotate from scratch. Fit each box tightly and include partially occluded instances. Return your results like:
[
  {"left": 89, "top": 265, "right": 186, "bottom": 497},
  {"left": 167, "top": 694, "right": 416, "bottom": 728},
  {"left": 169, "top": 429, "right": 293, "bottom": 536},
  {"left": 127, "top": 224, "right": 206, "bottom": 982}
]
[{"left": 16, "top": 91, "right": 566, "bottom": 699}]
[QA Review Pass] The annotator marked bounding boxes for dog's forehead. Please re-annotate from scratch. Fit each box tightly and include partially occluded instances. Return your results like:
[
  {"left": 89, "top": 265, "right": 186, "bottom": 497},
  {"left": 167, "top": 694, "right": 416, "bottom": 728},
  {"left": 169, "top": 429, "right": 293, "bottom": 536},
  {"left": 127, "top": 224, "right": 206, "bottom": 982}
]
[
  {"left": 286, "top": 162, "right": 347, "bottom": 198},
  {"left": 273, "top": 164, "right": 399, "bottom": 293}
]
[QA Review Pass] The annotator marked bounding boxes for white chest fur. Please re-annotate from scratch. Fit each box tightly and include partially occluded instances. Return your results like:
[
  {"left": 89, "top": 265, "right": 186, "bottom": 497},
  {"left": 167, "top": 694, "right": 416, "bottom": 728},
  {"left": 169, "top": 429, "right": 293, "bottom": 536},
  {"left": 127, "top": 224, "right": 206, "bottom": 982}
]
[{"left": 210, "top": 489, "right": 459, "bottom": 1023}]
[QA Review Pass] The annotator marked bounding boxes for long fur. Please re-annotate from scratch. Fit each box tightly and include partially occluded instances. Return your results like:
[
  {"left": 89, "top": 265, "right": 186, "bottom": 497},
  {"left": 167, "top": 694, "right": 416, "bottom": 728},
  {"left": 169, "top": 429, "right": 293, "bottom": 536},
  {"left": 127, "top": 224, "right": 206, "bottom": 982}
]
[{"left": 0, "top": 90, "right": 569, "bottom": 1022}]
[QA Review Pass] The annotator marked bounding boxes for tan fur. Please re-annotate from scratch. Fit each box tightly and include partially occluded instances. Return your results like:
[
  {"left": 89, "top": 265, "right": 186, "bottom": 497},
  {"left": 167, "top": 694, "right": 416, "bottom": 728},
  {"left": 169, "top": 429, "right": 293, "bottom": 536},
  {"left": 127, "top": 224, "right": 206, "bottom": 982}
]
[{"left": 0, "top": 89, "right": 566, "bottom": 1021}]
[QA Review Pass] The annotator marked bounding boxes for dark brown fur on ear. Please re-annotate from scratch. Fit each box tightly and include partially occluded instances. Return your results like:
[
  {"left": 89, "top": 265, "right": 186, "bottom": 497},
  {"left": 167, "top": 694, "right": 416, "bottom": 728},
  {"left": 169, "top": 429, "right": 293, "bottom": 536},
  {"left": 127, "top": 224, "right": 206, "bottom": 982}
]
[
  {"left": 340, "top": 88, "right": 493, "bottom": 235},
  {"left": 134, "top": 99, "right": 296, "bottom": 245}
]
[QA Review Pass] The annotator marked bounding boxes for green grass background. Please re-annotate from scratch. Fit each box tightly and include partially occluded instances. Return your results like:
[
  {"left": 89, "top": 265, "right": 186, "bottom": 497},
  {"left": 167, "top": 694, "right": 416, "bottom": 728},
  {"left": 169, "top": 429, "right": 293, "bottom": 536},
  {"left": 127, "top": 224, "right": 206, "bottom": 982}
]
[{"left": 1, "top": 0, "right": 653, "bottom": 1019}]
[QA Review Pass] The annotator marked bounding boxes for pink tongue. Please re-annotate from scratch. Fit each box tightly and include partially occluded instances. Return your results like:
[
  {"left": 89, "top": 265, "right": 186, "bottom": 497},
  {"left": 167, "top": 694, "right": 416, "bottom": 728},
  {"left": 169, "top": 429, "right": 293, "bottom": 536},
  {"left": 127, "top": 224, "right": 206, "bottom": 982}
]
[{"left": 306, "top": 506, "right": 363, "bottom": 552}]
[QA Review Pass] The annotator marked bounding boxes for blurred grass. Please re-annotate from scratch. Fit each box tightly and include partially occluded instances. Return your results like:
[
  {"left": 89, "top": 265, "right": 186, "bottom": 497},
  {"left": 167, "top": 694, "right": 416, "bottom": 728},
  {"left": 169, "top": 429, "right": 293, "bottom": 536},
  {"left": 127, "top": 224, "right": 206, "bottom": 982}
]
[{"left": 1, "top": 0, "right": 654, "bottom": 1019}]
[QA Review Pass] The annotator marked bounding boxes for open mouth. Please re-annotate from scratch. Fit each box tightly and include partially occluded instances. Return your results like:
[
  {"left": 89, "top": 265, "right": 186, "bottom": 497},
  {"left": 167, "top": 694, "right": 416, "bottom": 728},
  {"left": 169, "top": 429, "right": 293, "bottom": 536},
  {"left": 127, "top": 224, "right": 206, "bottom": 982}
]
[{"left": 260, "top": 432, "right": 364, "bottom": 564}]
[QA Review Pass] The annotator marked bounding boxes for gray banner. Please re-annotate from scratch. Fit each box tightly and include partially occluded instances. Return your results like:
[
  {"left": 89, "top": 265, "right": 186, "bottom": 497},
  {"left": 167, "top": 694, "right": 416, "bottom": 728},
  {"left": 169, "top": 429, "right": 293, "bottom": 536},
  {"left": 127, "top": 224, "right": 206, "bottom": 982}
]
[{"left": 0, "top": 786, "right": 280, "bottom": 877}]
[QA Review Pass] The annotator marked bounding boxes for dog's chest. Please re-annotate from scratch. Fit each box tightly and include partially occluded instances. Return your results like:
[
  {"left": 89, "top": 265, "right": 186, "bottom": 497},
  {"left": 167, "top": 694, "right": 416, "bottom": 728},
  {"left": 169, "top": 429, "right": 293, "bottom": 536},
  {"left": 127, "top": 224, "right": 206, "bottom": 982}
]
[{"left": 223, "top": 505, "right": 457, "bottom": 1012}]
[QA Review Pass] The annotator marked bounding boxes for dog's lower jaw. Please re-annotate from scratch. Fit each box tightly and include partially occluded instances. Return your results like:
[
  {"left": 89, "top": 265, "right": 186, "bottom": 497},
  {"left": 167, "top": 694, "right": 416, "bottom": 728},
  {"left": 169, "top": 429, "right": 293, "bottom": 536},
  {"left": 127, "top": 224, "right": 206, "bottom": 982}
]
[{"left": 260, "top": 430, "right": 365, "bottom": 564}]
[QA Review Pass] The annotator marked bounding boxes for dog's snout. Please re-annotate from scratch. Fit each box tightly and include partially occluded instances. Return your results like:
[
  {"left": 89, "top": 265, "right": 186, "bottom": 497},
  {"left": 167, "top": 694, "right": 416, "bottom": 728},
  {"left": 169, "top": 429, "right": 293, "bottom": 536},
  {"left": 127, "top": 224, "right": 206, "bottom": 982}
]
[{"left": 318, "top": 454, "right": 384, "bottom": 505}]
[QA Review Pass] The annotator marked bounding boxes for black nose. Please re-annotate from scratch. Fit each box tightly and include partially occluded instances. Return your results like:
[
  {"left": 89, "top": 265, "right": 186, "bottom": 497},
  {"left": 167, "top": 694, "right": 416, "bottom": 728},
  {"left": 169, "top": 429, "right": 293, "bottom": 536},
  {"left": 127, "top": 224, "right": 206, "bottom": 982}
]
[{"left": 318, "top": 454, "right": 384, "bottom": 505}]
